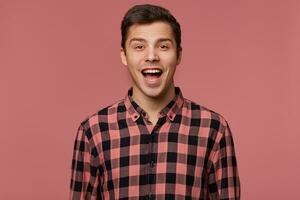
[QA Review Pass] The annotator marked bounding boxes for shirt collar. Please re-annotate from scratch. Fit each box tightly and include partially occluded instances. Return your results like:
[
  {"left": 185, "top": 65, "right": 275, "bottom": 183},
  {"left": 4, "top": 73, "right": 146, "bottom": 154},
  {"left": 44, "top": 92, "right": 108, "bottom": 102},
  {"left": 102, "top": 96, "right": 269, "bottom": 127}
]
[{"left": 124, "top": 87, "right": 184, "bottom": 122}]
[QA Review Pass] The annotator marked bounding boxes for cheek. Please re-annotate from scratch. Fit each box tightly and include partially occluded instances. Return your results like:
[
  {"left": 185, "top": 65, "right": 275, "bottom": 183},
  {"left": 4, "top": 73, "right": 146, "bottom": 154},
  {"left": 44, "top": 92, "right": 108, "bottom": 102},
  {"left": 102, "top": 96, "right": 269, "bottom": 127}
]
[
  {"left": 127, "top": 65, "right": 136, "bottom": 75},
  {"left": 127, "top": 53, "right": 144, "bottom": 66},
  {"left": 162, "top": 51, "right": 178, "bottom": 61},
  {"left": 127, "top": 64, "right": 140, "bottom": 78},
  {"left": 165, "top": 56, "right": 179, "bottom": 69}
]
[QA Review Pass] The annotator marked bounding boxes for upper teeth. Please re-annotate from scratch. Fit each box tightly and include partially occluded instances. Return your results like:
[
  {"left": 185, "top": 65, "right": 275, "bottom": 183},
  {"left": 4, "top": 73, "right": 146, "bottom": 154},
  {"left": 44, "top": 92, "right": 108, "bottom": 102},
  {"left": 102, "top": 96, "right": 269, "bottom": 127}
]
[{"left": 143, "top": 69, "right": 161, "bottom": 73}]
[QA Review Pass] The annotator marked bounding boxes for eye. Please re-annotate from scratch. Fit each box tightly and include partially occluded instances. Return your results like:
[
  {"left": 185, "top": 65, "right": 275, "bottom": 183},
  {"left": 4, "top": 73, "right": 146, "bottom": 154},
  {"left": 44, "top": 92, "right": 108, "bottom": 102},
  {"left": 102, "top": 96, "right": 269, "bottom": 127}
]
[
  {"left": 159, "top": 44, "right": 169, "bottom": 50},
  {"left": 134, "top": 44, "right": 145, "bottom": 50}
]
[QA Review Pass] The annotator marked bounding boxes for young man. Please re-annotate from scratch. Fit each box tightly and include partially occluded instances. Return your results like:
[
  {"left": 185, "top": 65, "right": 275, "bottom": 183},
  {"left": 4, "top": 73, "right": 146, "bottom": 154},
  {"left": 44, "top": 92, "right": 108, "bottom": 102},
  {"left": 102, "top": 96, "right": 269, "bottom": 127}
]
[{"left": 70, "top": 4, "right": 240, "bottom": 200}]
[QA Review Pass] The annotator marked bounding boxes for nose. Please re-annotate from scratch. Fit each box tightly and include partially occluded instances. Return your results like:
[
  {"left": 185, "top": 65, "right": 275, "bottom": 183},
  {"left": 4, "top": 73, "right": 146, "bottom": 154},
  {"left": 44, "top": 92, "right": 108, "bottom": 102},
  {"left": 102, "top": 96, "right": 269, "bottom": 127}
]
[{"left": 145, "top": 46, "right": 159, "bottom": 62}]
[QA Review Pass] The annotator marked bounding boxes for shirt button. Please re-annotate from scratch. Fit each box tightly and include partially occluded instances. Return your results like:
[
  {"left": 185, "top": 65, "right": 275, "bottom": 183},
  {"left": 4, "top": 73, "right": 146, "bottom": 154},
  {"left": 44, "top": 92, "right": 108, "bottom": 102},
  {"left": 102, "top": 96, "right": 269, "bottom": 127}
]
[
  {"left": 147, "top": 193, "right": 153, "bottom": 200},
  {"left": 150, "top": 160, "right": 155, "bottom": 168}
]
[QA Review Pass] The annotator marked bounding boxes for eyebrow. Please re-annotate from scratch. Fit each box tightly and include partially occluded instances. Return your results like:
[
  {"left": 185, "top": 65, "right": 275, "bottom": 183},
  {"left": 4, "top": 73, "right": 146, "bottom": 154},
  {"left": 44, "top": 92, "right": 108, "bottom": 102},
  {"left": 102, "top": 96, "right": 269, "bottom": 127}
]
[{"left": 129, "top": 38, "right": 174, "bottom": 44}]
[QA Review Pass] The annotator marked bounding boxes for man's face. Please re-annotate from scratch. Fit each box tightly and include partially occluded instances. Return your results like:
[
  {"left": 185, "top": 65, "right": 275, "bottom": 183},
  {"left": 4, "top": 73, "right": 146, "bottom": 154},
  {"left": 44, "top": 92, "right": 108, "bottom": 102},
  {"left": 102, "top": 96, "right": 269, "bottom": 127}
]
[{"left": 121, "top": 21, "right": 181, "bottom": 100}]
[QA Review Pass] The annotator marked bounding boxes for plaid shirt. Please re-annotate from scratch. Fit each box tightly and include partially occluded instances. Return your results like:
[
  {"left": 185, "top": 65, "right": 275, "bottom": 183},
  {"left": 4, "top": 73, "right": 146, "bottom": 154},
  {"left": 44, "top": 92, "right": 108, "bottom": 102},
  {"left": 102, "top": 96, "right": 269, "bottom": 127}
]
[{"left": 70, "top": 87, "right": 240, "bottom": 200}]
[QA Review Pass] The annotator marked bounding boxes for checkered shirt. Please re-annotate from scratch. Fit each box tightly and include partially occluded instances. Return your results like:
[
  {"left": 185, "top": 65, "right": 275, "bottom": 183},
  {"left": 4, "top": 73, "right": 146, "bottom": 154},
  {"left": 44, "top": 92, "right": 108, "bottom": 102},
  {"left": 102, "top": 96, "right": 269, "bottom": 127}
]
[{"left": 70, "top": 87, "right": 240, "bottom": 199}]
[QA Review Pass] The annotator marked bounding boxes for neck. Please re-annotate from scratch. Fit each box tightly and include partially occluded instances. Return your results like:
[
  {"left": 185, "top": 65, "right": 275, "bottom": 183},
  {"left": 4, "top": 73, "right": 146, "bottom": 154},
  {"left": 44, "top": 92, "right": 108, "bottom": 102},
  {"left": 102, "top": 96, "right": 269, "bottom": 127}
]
[{"left": 132, "top": 85, "right": 176, "bottom": 117}]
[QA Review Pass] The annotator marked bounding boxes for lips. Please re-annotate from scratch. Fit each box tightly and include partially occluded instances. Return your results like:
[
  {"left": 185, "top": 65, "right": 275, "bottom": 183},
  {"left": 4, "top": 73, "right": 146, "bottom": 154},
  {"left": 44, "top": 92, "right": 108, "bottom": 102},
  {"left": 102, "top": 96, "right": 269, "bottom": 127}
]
[{"left": 141, "top": 67, "right": 163, "bottom": 87}]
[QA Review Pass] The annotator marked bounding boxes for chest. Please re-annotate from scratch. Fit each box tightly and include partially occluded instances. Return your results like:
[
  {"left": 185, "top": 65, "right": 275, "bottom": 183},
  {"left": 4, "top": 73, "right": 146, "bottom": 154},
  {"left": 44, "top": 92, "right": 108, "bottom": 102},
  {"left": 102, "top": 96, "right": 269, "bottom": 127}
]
[{"left": 98, "top": 118, "right": 212, "bottom": 179}]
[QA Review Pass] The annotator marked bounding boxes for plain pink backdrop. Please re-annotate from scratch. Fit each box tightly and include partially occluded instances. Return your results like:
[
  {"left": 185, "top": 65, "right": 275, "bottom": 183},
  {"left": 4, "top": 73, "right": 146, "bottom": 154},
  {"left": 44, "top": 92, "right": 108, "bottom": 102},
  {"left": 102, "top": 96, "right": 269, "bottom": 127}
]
[{"left": 1, "top": 0, "right": 299, "bottom": 199}]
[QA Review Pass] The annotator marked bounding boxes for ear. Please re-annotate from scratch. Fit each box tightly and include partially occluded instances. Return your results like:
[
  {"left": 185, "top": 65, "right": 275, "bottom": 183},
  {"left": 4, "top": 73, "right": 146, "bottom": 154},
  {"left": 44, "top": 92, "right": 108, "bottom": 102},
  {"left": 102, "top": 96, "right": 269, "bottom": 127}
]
[
  {"left": 120, "top": 48, "right": 128, "bottom": 66},
  {"left": 176, "top": 50, "right": 182, "bottom": 65}
]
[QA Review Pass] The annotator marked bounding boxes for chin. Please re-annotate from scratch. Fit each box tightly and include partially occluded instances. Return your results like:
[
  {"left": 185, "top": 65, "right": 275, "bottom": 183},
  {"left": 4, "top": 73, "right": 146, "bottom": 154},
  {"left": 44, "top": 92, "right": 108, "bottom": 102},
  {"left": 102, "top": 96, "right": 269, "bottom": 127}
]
[{"left": 141, "top": 86, "right": 166, "bottom": 99}]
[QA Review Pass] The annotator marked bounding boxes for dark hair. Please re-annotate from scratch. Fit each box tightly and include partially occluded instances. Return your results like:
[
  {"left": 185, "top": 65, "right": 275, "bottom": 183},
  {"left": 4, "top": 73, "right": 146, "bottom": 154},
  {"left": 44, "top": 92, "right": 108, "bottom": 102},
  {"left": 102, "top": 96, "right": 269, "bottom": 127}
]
[{"left": 121, "top": 4, "right": 182, "bottom": 56}]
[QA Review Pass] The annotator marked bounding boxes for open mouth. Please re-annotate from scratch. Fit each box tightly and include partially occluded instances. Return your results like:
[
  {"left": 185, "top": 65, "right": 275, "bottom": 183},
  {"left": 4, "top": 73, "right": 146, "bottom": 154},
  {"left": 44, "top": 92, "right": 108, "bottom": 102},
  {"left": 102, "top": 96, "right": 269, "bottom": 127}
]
[{"left": 141, "top": 68, "right": 163, "bottom": 78}]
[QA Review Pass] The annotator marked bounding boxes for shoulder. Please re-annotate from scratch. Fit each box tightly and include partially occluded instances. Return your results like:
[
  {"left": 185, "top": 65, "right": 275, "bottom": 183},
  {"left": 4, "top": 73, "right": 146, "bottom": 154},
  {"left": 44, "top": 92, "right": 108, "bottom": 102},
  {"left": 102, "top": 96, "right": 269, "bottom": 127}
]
[
  {"left": 79, "top": 99, "right": 125, "bottom": 133},
  {"left": 183, "top": 98, "right": 229, "bottom": 130}
]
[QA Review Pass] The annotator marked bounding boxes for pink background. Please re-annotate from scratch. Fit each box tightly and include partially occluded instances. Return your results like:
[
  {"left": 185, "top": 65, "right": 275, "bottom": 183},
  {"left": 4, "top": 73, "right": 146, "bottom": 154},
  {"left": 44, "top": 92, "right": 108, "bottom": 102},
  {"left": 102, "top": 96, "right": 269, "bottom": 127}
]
[{"left": 1, "top": 0, "right": 299, "bottom": 199}]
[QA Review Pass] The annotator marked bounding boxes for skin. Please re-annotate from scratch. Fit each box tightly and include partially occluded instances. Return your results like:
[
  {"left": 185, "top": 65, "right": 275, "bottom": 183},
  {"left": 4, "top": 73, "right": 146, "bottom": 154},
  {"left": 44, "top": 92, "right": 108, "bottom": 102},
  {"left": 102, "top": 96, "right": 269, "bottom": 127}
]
[{"left": 120, "top": 21, "right": 182, "bottom": 125}]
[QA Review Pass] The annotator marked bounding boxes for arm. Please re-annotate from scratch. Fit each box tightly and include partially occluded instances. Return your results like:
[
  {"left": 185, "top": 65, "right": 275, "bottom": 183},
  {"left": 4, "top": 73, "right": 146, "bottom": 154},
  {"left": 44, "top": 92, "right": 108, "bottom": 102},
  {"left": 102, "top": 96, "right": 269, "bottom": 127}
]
[
  {"left": 69, "top": 124, "right": 101, "bottom": 200},
  {"left": 208, "top": 122, "right": 241, "bottom": 200}
]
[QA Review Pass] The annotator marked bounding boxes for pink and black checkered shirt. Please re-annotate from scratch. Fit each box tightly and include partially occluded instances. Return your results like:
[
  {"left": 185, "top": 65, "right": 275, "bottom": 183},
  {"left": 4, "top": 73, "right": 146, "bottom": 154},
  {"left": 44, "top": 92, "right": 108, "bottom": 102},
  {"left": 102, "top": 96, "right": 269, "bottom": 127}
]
[{"left": 70, "top": 87, "right": 240, "bottom": 200}]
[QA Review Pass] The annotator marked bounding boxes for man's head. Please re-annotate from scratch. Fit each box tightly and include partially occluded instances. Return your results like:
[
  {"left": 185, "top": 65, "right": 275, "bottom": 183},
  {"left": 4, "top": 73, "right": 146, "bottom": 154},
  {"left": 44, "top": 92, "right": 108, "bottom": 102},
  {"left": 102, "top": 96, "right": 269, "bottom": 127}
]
[
  {"left": 121, "top": 4, "right": 182, "bottom": 57},
  {"left": 120, "top": 4, "right": 182, "bottom": 100}
]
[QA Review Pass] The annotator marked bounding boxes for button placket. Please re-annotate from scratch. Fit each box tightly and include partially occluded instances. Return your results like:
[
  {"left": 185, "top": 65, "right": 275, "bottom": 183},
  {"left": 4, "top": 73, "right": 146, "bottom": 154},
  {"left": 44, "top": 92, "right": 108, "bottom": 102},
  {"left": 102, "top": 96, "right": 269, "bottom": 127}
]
[{"left": 148, "top": 128, "right": 156, "bottom": 199}]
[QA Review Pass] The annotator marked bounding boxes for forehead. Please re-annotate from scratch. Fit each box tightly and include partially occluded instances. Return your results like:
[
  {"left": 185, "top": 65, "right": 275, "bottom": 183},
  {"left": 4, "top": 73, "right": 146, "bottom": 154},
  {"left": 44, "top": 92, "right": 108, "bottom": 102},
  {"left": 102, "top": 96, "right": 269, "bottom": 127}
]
[{"left": 126, "top": 21, "right": 175, "bottom": 43}]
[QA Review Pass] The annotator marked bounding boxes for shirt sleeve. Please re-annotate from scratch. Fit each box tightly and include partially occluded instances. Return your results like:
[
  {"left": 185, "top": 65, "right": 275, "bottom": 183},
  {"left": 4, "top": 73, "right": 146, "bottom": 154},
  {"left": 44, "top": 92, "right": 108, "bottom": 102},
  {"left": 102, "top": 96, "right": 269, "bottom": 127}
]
[
  {"left": 69, "top": 124, "right": 101, "bottom": 200},
  {"left": 208, "top": 122, "right": 241, "bottom": 200}
]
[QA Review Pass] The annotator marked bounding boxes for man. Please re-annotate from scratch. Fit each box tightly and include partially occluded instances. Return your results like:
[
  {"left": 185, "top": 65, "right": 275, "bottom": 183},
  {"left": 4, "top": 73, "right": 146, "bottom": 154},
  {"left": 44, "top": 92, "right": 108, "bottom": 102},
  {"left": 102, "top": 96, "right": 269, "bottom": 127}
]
[{"left": 70, "top": 4, "right": 240, "bottom": 200}]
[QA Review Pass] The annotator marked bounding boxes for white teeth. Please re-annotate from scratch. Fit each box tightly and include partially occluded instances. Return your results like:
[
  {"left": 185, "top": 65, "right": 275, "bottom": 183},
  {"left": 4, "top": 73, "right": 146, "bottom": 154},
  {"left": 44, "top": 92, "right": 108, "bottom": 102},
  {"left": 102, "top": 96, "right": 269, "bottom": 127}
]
[{"left": 143, "top": 69, "right": 162, "bottom": 74}]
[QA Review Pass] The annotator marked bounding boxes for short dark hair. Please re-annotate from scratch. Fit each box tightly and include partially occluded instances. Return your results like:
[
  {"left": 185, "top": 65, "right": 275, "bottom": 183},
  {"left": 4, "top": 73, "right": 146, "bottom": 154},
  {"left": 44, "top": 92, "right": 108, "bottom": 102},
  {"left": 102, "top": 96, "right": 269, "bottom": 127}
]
[{"left": 121, "top": 4, "right": 182, "bottom": 56}]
